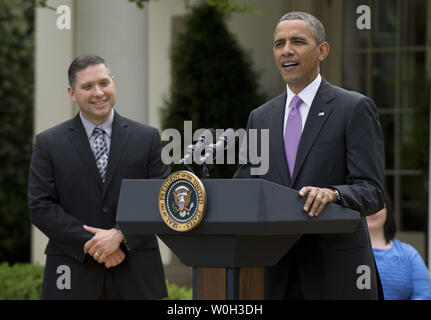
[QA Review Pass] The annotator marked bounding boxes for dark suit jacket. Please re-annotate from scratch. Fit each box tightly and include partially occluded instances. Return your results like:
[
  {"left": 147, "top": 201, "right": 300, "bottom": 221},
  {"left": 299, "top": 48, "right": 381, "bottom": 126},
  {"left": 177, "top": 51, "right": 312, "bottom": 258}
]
[
  {"left": 234, "top": 78, "right": 385, "bottom": 299},
  {"left": 28, "top": 112, "right": 170, "bottom": 299}
]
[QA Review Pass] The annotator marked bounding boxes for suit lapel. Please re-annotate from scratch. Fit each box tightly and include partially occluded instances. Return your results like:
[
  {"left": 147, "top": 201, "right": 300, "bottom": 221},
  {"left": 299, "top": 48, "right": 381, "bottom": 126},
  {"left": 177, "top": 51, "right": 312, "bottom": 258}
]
[
  {"left": 290, "top": 78, "right": 335, "bottom": 186},
  {"left": 269, "top": 93, "right": 291, "bottom": 187},
  {"left": 68, "top": 115, "right": 104, "bottom": 188},
  {"left": 102, "top": 112, "right": 129, "bottom": 198}
]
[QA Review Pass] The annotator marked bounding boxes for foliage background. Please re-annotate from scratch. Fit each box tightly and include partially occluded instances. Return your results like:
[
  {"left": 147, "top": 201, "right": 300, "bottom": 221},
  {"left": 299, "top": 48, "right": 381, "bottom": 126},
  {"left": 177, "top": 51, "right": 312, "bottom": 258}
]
[
  {"left": 0, "top": 0, "right": 34, "bottom": 263},
  {"left": 161, "top": 3, "right": 265, "bottom": 178}
]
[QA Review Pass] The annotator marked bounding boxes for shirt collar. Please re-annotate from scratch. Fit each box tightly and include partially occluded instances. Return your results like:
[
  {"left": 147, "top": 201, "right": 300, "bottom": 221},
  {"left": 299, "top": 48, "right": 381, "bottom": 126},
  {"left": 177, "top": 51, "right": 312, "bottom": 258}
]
[
  {"left": 79, "top": 109, "right": 114, "bottom": 139},
  {"left": 286, "top": 74, "right": 322, "bottom": 109}
]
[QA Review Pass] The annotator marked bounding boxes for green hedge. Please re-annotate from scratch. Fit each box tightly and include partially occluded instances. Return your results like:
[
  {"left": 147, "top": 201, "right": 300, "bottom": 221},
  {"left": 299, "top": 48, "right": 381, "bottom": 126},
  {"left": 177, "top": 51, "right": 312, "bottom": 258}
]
[
  {"left": 0, "top": 262, "right": 43, "bottom": 300},
  {"left": 0, "top": 262, "right": 192, "bottom": 300},
  {"left": 164, "top": 281, "right": 193, "bottom": 300}
]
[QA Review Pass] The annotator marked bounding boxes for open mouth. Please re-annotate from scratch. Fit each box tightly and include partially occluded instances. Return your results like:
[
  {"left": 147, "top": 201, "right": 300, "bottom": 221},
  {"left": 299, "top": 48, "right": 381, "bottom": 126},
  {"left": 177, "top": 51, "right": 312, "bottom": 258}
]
[
  {"left": 282, "top": 61, "right": 299, "bottom": 70},
  {"left": 91, "top": 99, "right": 108, "bottom": 107}
]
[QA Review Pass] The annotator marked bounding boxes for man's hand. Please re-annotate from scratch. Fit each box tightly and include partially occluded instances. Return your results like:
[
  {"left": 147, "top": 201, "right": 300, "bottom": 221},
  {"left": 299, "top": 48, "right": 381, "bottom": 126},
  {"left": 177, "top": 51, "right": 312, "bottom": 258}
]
[
  {"left": 104, "top": 248, "right": 126, "bottom": 268},
  {"left": 83, "top": 225, "right": 124, "bottom": 263},
  {"left": 299, "top": 187, "right": 338, "bottom": 218}
]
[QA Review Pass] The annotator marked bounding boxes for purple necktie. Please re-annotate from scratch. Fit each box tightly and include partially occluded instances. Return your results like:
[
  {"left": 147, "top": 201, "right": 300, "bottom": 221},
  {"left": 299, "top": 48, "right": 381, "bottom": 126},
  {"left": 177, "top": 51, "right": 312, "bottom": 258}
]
[{"left": 284, "top": 95, "right": 303, "bottom": 177}]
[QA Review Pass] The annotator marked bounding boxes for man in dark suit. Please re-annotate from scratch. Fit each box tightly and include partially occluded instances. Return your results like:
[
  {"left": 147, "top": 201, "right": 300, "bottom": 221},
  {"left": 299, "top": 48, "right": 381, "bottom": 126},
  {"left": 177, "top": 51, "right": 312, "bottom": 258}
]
[
  {"left": 28, "top": 54, "right": 169, "bottom": 299},
  {"left": 234, "top": 12, "right": 385, "bottom": 299}
]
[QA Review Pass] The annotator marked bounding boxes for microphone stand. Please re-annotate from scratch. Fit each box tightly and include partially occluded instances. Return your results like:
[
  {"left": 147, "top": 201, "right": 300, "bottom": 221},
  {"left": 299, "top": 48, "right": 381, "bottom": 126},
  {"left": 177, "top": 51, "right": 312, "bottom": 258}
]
[
  {"left": 200, "top": 144, "right": 216, "bottom": 179},
  {"left": 180, "top": 144, "right": 195, "bottom": 174},
  {"left": 181, "top": 163, "right": 195, "bottom": 174},
  {"left": 200, "top": 162, "right": 213, "bottom": 179}
]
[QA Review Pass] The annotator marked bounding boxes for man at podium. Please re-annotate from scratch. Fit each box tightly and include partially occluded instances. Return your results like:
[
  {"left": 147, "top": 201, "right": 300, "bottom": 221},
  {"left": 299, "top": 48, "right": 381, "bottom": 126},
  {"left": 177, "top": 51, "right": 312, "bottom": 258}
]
[{"left": 234, "top": 12, "right": 385, "bottom": 299}]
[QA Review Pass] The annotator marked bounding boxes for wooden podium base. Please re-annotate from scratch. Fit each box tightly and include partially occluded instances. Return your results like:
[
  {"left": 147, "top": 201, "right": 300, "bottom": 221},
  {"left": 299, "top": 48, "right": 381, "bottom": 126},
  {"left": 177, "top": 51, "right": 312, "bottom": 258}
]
[{"left": 194, "top": 267, "right": 264, "bottom": 300}]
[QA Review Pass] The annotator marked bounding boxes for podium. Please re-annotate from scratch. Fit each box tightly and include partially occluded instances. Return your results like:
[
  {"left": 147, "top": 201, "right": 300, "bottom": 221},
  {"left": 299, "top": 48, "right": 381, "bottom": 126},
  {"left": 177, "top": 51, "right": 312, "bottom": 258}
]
[{"left": 116, "top": 179, "right": 360, "bottom": 300}]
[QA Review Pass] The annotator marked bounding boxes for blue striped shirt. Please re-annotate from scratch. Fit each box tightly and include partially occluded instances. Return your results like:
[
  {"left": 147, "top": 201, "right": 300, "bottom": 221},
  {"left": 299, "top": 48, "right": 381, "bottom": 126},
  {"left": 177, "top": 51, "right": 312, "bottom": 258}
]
[{"left": 373, "top": 239, "right": 431, "bottom": 300}]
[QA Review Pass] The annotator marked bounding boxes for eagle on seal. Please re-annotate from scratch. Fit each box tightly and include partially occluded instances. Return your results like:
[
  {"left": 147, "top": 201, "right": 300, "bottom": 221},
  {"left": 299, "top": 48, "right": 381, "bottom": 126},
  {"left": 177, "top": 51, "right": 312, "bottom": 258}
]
[{"left": 173, "top": 186, "right": 192, "bottom": 215}]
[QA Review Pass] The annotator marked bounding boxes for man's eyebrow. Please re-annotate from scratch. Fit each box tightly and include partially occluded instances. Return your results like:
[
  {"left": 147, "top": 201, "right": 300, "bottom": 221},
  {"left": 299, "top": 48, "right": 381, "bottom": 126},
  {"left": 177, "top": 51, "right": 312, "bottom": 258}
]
[
  {"left": 273, "top": 35, "right": 308, "bottom": 43},
  {"left": 290, "top": 36, "right": 307, "bottom": 42},
  {"left": 80, "top": 81, "right": 92, "bottom": 87},
  {"left": 80, "top": 78, "right": 110, "bottom": 86}
]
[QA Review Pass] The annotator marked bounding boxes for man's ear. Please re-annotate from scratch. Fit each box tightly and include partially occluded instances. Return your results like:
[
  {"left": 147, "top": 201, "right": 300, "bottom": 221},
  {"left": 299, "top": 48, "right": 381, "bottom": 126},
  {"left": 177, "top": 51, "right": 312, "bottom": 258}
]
[
  {"left": 318, "top": 42, "right": 330, "bottom": 62},
  {"left": 67, "top": 86, "right": 76, "bottom": 102}
]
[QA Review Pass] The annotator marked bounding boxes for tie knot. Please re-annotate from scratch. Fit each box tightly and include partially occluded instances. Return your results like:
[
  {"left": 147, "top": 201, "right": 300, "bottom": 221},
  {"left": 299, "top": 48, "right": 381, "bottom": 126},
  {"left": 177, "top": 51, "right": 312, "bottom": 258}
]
[
  {"left": 93, "top": 127, "right": 105, "bottom": 136},
  {"left": 290, "top": 95, "right": 302, "bottom": 111}
]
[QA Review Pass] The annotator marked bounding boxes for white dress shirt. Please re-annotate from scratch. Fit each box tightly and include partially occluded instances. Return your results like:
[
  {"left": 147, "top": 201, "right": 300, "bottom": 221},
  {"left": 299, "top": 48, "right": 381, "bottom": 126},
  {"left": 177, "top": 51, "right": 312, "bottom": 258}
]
[{"left": 283, "top": 74, "right": 322, "bottom": 134}]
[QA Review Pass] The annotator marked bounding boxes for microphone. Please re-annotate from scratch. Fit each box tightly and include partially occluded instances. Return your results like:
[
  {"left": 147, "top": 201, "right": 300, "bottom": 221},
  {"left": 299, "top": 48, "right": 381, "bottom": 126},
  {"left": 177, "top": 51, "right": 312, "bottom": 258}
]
[
  {"left": 180, "top": 128, "right": 216, "bottom": 165},
  {"left": 200, "top": 128, "right": 237, "bottom": 163}
]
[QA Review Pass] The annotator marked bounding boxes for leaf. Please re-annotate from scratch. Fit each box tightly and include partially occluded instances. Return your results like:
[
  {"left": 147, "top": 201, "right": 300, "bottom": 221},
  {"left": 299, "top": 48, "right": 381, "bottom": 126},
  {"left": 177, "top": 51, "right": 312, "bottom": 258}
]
[{"left": 206, "top": 0, "right": 261, "bottom": 15}]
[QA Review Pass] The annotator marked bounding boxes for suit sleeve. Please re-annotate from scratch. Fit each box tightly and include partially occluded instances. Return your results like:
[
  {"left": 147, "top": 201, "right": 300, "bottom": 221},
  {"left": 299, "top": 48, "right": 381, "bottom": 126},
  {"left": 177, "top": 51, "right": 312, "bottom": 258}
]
[
  {"left": 28, "top": 134, "right": 93, "bottom": 262},
  {"left": 118, "top": 128, "right": 170, "bottom": 252},
  {"left": 330, "top": 97, "right": 385, "bottom": 216}
]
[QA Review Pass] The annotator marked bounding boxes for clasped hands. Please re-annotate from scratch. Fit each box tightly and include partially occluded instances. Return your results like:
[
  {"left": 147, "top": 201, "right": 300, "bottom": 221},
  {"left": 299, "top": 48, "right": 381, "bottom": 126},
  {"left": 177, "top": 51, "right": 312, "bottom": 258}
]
[
  {"left": 83, "top": 225, "right": 125, "bottom": 268},
  {"left": 299, "top": 186, "right": 338, "bottom": 218}
]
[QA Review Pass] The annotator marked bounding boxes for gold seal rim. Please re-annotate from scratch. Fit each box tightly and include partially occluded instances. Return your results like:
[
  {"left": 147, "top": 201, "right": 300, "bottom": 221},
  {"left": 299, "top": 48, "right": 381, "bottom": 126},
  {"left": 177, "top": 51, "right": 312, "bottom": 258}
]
[{"left": 158, "top": 170, "right": 207, "bottom": 232}]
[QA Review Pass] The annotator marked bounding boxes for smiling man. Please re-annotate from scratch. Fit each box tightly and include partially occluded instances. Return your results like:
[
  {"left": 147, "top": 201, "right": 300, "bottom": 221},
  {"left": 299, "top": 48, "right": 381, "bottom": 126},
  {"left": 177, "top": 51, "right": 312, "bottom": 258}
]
[
  {"left": 234, "top": 12, "right": 385, "bottom": 299},
  {"left": 28, "top": 55, "right": 169, "bottom": 299},
  {"left": 68, "top": 63, "right": 117, "bottom": 125}
]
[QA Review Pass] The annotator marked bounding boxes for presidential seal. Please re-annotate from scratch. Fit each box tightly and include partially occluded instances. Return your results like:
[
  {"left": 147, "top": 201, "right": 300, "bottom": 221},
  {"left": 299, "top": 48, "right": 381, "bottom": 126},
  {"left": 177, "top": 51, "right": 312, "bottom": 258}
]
[{"left": 158, "top": 171, "right": 207, "bottom": 232}]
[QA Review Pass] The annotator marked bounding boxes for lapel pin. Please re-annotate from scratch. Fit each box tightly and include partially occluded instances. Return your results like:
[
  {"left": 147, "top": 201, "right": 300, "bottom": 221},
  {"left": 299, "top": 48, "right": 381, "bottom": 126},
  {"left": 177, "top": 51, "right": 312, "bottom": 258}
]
[{"left": 318, "top": 112, "right": 325, "bottom": 117}]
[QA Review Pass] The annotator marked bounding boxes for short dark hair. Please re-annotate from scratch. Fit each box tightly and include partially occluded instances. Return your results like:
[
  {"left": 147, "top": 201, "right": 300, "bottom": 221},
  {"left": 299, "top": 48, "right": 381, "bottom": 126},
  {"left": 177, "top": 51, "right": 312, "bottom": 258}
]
[
  {"left": 68, "top": 54, "right": 111, "bottom": 89},
  {"left": 277, "top": 11, "right": 325, "bottom": 44},
  {"left": 382, "top": 191, "right": 397, "bottom": 244}
]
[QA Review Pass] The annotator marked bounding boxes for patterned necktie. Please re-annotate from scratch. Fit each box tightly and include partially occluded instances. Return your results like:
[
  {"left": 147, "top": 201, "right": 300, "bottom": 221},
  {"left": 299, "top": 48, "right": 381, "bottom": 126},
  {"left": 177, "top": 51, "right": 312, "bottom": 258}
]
[
  {"left": 92, "top": 127, "right": 108, "bottom": 183},
  {"left": 284, "top": 95, "right": 303, "bottom": 177}
]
